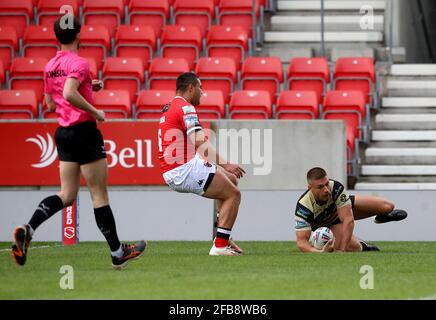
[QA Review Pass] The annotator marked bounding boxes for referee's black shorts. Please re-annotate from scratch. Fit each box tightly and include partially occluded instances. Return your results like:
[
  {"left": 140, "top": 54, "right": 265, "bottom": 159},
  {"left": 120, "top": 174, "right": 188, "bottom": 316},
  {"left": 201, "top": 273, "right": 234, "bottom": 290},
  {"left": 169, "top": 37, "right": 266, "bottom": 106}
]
[{"left": 55, "top": 121, "right": 106, "bottom": 165}]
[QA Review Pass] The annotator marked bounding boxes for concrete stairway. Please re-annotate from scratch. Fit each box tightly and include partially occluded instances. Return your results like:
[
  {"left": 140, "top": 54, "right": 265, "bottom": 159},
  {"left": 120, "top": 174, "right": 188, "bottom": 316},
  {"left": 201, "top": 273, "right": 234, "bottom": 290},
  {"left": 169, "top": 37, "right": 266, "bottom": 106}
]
[
  {"left": 263, "top": 0, "right": 387, "bottom": 64},
  {"left": 356, "top": 64, "right": 436, "bottom": 190}
]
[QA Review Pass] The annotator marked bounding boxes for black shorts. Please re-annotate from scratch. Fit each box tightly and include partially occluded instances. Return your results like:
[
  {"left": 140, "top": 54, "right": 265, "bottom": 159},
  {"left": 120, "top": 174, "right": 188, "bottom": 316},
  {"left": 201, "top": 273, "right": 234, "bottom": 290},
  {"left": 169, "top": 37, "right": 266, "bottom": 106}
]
[
  {"left": 55, "top": 121, "right": 106, "bottom": 165},
  {"left": 314, "top": 195, "right": 356, "bottom": 231}
]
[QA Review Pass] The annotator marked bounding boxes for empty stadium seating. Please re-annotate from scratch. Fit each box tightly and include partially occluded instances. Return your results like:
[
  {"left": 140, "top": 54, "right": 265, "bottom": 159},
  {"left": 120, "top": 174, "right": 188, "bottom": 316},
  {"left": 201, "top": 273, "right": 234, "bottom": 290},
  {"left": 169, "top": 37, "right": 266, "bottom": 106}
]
[
  {"left": 195, "top": 57, "right": 237, "bottom": 104},
  {"left": 23, "top": 25, "right": 59, "bottom": 59},
  {"left": 114, "top": 25, "right": 156, "bottom": 70},
  {"left": 93, "top": 90, "right": 132, "bottom": 118},
  {"left": 102, "top": 57, "right": 145, "bottom": 103},
  {"left": 218, "top": 0, "right": 260, "bottom": 38},
  {"left": 206, "top": 25, "right": 249, "bottom": 70},
  {"left": 333, "top": 57, "right": 376, "bottom": 105},
  {"left": 241, "top": 56, "right": 283, "bottom": 103},
  {"left": 287, "top": 57, "right": 330, "bottom": 104},
  {"left": 0, "top": 90, "right": 38, "bottom": 119},
  {"left": 173, "top": 0, "right": 215, "bottom": 37},
  {"left": 128, "top": 0, "right": 170, "bottom": 37},
  {"left": 276, "top": 91, "right": 319, "bottom": 120},
  {"left": 0, "top": 26, "right": 18, "bottom": 71},
  {"left": 160, "top": 25, "right": 202, "bottom": 70},
  {"left": 0, "top": 0, "right": 33, "bottom": 39},
  {"left": 135, "top": 89, "right": 174, "bottom": 119},
  {"left": 9, "top": 57, "right": 48, "bottom": 103},
  {"left": 82, "top": 0, "right": 125, "bottom": 38},
  {"left": 0, "top": 0, "right": 376, "bottom": 179},
  {"left": 37, "top": 0, "right": 80, "bottom": 27},
  {"left": 78, "top": 25, "right": 111, "bottom": 70},
  {"left": 0, "top": 60, "right": 4, "bottom": 86},
  {"left": 322, "top": 90, "right": 368, "bottom": 153},
  {"left": 148, "top": 58, "right": 190, "bottom": 91},
  {"left": 197, "top": 90, "right": 226, "bottom": 119},
  {"left": 229, "top": 90, "right": 272, "bottom": 119}
]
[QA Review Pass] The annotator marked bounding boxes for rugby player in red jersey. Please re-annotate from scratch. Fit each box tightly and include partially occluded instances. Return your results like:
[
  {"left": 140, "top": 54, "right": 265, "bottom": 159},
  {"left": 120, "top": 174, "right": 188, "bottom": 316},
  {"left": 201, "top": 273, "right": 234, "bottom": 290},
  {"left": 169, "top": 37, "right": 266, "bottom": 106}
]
[{"left": 159, "top": 72, "right": 245, "bottom": 256}]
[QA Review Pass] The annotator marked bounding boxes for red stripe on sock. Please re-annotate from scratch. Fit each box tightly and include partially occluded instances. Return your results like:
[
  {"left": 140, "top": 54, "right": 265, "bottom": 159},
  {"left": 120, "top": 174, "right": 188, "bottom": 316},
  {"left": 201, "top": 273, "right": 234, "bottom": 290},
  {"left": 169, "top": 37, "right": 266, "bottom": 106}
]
[{"left": 214, "top": 237, "right": 229, "bottom": 248}]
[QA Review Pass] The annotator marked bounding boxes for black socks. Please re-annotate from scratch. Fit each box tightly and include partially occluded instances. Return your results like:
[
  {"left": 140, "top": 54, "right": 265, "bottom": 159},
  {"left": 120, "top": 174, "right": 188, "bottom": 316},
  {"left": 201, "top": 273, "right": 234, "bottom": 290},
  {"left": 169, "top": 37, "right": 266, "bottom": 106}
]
[{"left": 28, "top": 195, "right": 65, "bottom": 231}]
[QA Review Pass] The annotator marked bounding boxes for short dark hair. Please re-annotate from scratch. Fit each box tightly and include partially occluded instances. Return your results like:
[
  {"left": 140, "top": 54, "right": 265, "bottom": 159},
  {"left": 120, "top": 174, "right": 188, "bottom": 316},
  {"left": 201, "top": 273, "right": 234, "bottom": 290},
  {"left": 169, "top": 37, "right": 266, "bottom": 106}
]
[
  {"left": 53, "top": 15, "right": 81, "bottom": 45},
  {"left": 176, "top": 72, "right": 199, "bottom": 92},
  {"left": 307, "top": 167, "right": 327, "bottom": 182}
]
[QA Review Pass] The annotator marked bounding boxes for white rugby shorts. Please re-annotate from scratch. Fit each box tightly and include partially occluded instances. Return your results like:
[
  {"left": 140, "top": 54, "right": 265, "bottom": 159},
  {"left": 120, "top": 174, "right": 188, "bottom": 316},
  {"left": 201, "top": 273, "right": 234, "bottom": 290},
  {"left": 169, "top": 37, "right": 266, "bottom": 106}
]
[{"left": 163, "top": 154, "right": 217, "bottom": 196}]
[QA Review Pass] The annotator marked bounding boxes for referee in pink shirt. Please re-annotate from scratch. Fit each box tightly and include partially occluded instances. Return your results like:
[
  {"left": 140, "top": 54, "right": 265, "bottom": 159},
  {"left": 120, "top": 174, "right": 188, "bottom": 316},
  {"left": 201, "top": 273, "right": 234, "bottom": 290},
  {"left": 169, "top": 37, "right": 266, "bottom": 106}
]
[{"left": 11, "top": 15, "right": 146, "bottom": 270}]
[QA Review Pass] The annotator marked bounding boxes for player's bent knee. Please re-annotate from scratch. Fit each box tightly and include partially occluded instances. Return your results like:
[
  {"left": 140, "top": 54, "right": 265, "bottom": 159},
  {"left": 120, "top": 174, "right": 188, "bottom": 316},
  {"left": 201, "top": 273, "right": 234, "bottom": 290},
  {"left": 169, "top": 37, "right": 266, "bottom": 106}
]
[{"left": 58, "top": 193, "right": 76, "bottom": 207}]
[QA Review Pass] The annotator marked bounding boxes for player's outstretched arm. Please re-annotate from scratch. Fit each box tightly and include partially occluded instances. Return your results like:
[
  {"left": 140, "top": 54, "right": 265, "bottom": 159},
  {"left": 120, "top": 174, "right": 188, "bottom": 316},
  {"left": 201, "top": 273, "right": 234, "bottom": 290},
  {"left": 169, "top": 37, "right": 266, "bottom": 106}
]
[
  {"left": 63, "top": 78, "right": 105, "bottom": 121},
  {"left": 334, "top": 205, "right": 354, "bottom": 252},
  {"left": 296, "top": 230, "right": 325, "bottom": 253},
  {"left": 191, "top": 130, "right": 245, "bottom": 178}
]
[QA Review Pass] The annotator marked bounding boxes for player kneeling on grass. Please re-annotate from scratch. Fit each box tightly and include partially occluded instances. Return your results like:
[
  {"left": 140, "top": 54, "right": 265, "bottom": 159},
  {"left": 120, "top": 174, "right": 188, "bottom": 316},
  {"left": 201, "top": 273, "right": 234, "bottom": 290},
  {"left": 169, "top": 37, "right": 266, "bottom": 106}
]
[
  {"left": 294, "top": 167, "right": 407, "bottom": 253},
  {"left": 159, "top": 72, "right": 245, "bottom": 256}
]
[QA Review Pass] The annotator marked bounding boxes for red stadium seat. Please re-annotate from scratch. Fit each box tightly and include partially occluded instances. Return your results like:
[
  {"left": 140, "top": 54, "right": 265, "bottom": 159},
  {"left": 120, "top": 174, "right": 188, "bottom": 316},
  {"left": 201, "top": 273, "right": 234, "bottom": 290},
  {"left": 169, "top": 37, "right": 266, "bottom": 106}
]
[
  {"left": 173, "top": 0, "right": 215, "bottom": 37},
  {"left": 197, "top": 90, "right": 225, "bottom": 119},
  {"left": 148, "top": 58, "right": 190, "bottom": 91},
  {"left": 195, "top": 57, "right": 237, "bottom": 104},
  {"left": 93, "top": 90, "right": 132, "bottom": 118},
  {"left": 82, "top": 0, "right": 124, "bottom": 38},
  {"left": 0, "top": 60, "right": 4, "bottom": 86},
  {"left": 333, "top": 57, "right": 375, "bottom": 105},
  {"left": 114, "top": 25, "right": 156, "bottom": 70},
  {"left": 78, "top": 25, "right": 111, "bottom": 70},
  {"left": 37, "top": 0, "right": 80, "bottom": 27},
  {"left": 0, "top": 26, "right": 18, "bottom": 71},
  {"left": 206, "top": 25, "right": 249, "bottom": 69},
  {"left": 135, "top": 89, "right": 174, "bottom": 119},
  {"left": 0, "top": 90, "right": 38, "bottom": 119},
  {"left": 161, "top": 25, "right": 202, "bottom": 70},
  {"left": 0, "top": 0, "right": 33, "bottom": 39},
  {"left": 9, "top": 58, "right": 48, "bottom": 104},
  {"left": 322, "top": 90, "right": 368, "bottom": 150},
  {"left": 102, "top": 57, "right": 145, "bottom": 103},
  {"left": 241, "top": 57, "right": 283, "bottom": 103},
  {"left": 288, "top": 57, "right": 330, "bottom": 104},
  {"left": 276, "top": 91, "right": 319, "bottom": 120},
  {"left": 84, "top": 57, "right": 98, "bottom": 80},
  {"left": 128, "top": 0, "right": 169, "bottom": 37},
  {"left": 41, "top": 99, "right": 58, "bottom": 119},
  {"left": 23, "top": 25, "right": 59, "bottom": 59},
  {"left": 218, "top": 0, "right": 260, "bottom": 38},
  {"left": 229, "top": 90, "right": 272, "bottom": 119}
]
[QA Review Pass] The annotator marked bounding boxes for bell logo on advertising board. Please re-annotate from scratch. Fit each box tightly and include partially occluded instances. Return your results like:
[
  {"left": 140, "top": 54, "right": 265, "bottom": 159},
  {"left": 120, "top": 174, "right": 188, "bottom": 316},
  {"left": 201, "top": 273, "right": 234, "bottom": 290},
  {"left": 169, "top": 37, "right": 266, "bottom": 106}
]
[
  {"left": 0, "top": 122, "right": 165, "bottom": 186},
  {"left": 26, "top": 133, "right": 58, "bottom": 168}
]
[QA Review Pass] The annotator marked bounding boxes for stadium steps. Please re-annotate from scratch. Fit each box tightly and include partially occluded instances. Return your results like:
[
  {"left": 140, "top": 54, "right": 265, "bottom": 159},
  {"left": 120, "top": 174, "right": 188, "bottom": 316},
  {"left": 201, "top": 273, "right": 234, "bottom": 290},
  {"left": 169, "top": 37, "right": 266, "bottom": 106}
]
[
  {"left": 270, "top": 15, "right": 384, "bottom": 32},
  {"left": 264, "top": 0, "right": 386, "bottom": 59},
  {"left": 357, "top": 64, "right": 436, "bottom": 188}
]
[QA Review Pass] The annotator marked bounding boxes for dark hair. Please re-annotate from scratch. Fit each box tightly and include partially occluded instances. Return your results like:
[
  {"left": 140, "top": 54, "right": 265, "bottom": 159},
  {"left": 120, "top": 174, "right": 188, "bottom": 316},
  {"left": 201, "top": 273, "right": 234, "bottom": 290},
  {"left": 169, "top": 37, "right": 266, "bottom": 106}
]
[
  {"left": 176, "top": 72, "right": 199, "bottom": 92},
  {"left": 307, "top": 167, "right": 327, "bottom": 182},
  {"left": 53, "top": 15, "right": 81, "bottom": 45}
]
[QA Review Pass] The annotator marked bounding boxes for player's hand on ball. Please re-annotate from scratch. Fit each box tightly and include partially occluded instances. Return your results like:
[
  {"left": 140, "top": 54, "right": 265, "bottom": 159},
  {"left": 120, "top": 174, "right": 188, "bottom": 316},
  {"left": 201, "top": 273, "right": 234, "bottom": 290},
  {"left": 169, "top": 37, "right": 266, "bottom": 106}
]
[
  {"left": 95, "top": 109, "right": 105, "bottom": 122},
  {"left": 223, "top": 164, "right": 246, "bottom": 179},
  {"left": 92, "top": 80, "right": 103, "bottom": 92},
  {"left": 322, "top": 239, "right": 334, "bottom": 253}
]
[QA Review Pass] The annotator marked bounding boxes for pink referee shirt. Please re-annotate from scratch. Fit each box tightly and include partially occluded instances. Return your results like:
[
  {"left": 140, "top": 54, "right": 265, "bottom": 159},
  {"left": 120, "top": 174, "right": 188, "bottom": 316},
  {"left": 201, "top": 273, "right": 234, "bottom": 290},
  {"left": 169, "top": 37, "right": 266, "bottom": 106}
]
[{"left": 44, "top": 50, "right": 95, "bottom": 127}]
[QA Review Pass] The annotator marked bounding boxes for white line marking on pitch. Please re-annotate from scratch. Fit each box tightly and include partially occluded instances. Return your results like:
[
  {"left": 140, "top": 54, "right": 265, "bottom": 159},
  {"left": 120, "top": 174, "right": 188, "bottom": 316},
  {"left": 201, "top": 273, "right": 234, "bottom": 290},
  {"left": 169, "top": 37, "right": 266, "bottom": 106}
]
[{"left": 0, "top": 244, "right": 62, "bottom": 253}]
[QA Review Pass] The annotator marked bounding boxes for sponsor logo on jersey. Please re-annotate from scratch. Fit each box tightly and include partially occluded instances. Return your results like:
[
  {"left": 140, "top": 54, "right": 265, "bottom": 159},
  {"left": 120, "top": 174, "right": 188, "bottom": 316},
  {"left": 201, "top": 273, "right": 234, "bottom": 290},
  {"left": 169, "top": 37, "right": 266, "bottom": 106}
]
[{"left": 182, "top": 105, "right": 196, "bottom": 114}]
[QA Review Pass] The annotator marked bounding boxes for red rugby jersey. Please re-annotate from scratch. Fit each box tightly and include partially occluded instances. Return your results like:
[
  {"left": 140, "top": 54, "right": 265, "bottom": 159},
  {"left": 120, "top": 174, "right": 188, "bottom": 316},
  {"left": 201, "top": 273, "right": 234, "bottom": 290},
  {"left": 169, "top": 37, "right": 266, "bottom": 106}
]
[{"left": 158, "top": 96, "right": 203, "bottom": 173}]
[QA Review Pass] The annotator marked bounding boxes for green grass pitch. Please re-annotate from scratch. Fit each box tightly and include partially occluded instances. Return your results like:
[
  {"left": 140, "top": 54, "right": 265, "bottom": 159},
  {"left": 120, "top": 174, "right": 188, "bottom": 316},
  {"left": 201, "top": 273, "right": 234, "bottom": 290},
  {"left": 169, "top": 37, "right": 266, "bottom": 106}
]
[{"left": 1, "top": 241, "right": 435, "bottom": 300}]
